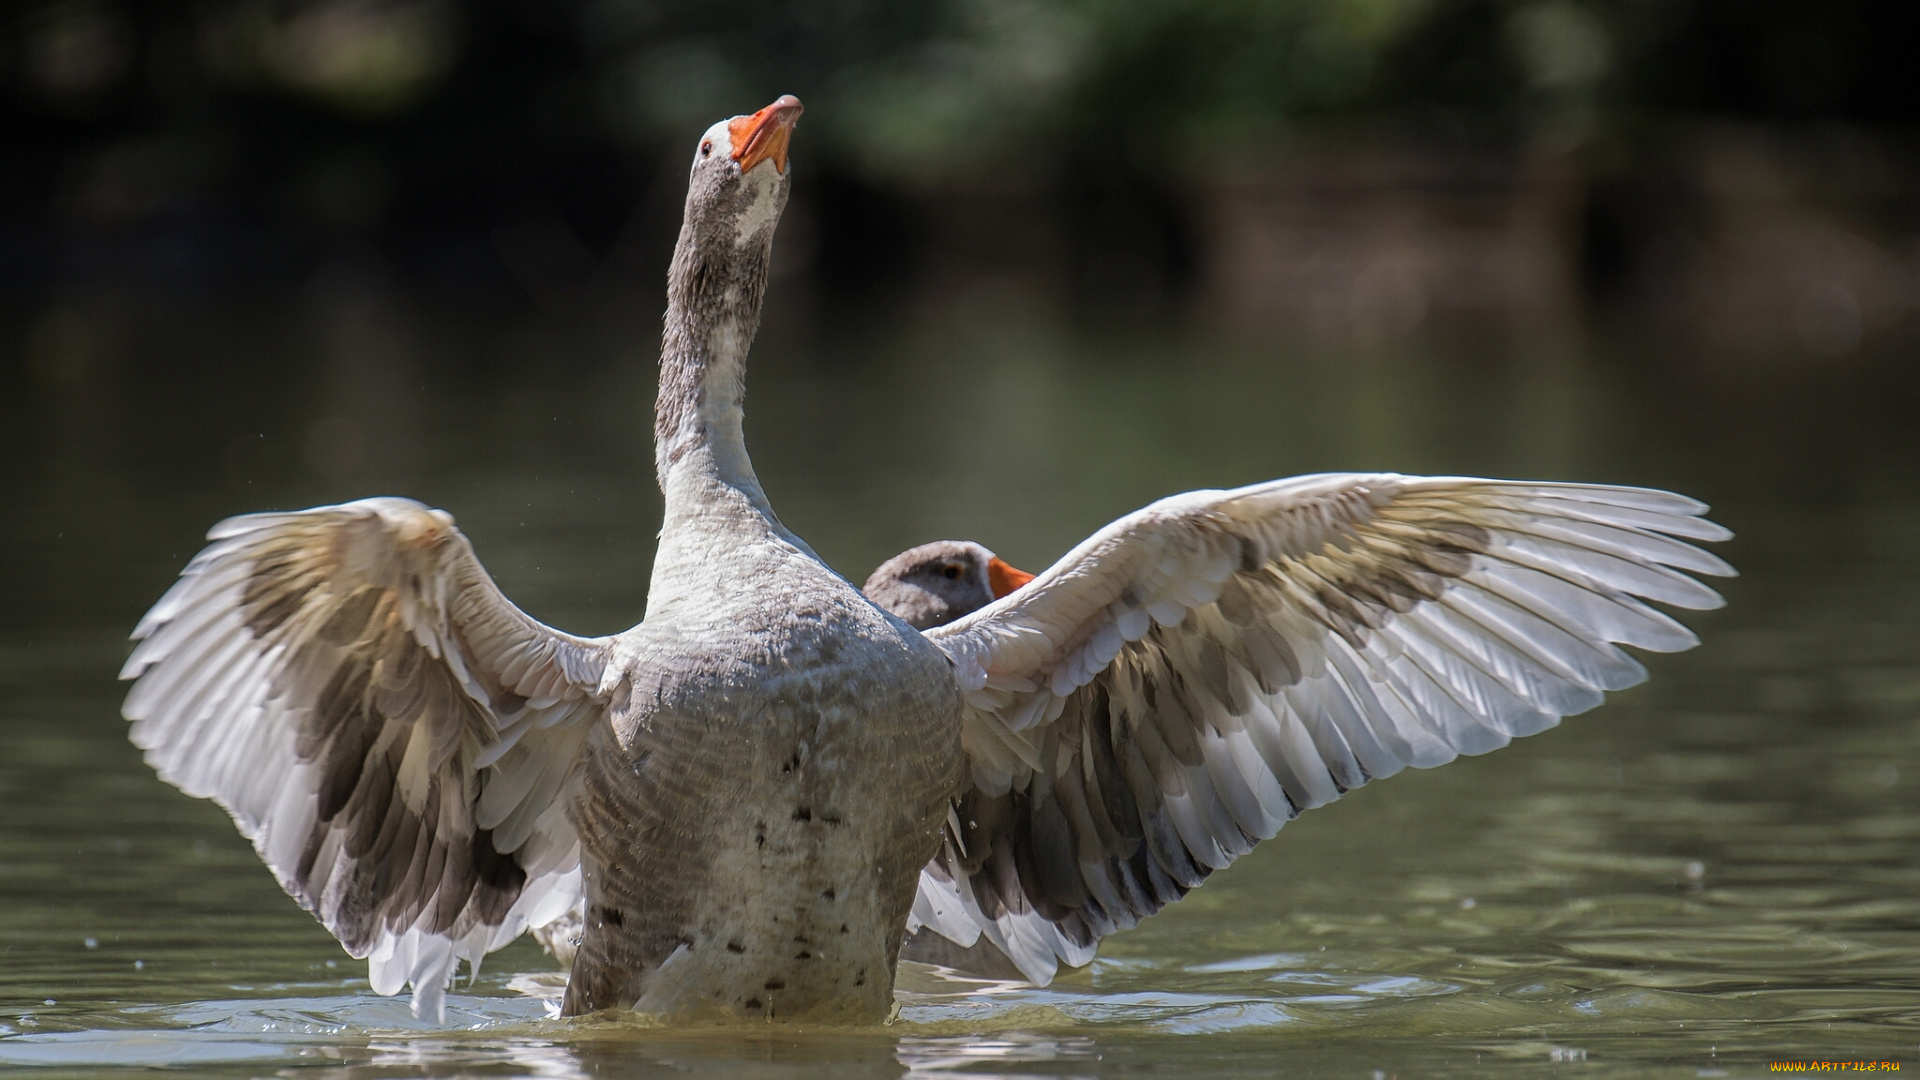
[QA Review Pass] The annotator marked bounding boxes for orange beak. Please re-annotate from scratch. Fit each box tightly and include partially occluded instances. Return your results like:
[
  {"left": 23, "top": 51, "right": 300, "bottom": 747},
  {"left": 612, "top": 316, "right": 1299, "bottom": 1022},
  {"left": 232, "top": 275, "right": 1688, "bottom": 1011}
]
[
  {"left": 987, "top": 557, "right": 1035, "bottom": 599},
  {"left": 728, "top": 94, "right": 803, "bottom": 175}
]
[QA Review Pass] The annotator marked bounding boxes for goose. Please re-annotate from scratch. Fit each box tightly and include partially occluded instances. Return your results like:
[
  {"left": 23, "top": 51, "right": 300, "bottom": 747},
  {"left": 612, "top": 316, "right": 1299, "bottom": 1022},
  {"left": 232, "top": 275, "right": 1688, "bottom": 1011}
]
[
  {"left": 119, "top": 94, "right": 1735, "bottom": 1023},
  {"left": 862, "top": 541, "right": 1035, "bottom": 631},
  {"left": 862, "top": 541, "right": 1039, "bottom": 977}
]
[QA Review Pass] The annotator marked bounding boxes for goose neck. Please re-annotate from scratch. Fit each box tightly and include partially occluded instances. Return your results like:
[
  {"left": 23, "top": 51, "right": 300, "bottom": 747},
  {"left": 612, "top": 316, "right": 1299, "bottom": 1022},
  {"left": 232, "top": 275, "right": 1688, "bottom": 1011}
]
[
  {"left": 651, "top": 199, "right": 800, "bottom": 569},
  {"left": 655, "top": 312, "right": 762, "bottom": 488}
]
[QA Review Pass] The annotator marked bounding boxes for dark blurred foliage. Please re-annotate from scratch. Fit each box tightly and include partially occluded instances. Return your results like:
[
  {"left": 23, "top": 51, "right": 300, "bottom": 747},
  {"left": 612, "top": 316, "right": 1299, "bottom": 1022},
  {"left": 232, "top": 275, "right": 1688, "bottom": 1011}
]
[{"left": 1, "top": 0, "right": 1916, "bottom": 317}]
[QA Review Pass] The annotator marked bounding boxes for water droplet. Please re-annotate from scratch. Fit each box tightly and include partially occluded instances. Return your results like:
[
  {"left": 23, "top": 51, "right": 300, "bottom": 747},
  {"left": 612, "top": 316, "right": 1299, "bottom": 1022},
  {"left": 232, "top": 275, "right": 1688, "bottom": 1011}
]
[
  {"left": 82, "top": 937, "right": 97, "bottom": 949},
  {"left": 42, "top": 999, "right": 55, "bottom": 1006},
  {"left": 1685, "top": 860, "right": 1705, "bottom": 880},
  {"left": 1459, "top": 897, "right": 1476, "bottom": 909},
  {"left": 133, "top": 960, "right": 144, "bottom": 970}
]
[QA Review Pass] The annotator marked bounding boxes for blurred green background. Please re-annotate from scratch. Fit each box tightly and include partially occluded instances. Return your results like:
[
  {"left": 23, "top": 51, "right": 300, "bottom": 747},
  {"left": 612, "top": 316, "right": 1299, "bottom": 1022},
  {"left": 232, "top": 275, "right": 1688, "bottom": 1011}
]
[
  {"left": 4, "top": 0, "right": 1917, "bottom": 337},
  {"left": 5, "top": 0, "right": 1919, "bottom": 643}
]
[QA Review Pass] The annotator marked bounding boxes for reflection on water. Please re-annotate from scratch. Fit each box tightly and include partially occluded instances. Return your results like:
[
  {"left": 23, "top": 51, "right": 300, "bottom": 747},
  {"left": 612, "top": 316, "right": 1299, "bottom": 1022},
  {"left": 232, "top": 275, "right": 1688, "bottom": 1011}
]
[{"left": 3, "top": 295, "right": 1919, "bottom": 1077}]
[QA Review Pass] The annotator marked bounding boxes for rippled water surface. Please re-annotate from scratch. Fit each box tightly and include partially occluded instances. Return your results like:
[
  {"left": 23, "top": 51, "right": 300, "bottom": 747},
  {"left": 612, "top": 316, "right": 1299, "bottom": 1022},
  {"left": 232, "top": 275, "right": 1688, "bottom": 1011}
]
[{"left": 3, "top": 298, "right": 1918, "bottom": 1077}]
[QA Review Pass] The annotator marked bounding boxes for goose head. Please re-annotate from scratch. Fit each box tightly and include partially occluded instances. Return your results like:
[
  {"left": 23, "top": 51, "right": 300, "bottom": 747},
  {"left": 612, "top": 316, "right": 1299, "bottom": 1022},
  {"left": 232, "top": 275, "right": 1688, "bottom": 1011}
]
[
  {"left": 682, "top": 94, "right": 804, "bottom": 259},
  {"left": 863, "top": 541, "right": 1036, "bottom": 630}
]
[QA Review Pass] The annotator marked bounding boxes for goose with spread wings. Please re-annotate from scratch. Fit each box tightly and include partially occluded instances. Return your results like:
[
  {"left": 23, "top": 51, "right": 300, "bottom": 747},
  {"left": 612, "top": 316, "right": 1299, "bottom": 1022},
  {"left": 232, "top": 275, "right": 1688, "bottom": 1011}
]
[{"left": 121, "top": 94, "right": 1732, "bottom": 1023}]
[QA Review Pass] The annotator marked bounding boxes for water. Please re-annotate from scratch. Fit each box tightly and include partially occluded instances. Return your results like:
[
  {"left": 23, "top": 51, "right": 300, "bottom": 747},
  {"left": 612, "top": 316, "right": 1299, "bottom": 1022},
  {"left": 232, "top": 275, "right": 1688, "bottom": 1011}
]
[{"left": 4, "top": 290, "right": 1919, "bottom": 1077}]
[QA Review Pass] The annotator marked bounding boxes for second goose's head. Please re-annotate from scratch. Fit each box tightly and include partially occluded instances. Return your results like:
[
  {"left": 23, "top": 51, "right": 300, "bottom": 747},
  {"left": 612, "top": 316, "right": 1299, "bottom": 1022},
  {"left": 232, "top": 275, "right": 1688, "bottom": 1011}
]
[
  {"left": 863, "top": 541, "right": 1036, "bottom": 631},
  {"left": 682, "top": 94, "right": 803, "bottom": 258}
]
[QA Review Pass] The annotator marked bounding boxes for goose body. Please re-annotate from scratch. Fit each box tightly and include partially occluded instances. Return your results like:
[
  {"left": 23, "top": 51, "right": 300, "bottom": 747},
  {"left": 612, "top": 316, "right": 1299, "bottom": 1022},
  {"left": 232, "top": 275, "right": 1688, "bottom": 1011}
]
[
  {"left": 120, "top": 95, "right": 1735, "bottom": 1023},
  {"left": 528, "top": 539, "right": 1027, "bottom": 975},
  {"left": 565, "top": 480, "right": 962, "bottom": 1016}
]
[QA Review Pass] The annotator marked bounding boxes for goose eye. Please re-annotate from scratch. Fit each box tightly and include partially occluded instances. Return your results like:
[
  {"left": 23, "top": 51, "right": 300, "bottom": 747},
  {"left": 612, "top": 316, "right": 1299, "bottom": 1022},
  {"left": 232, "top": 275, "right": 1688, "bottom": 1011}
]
[
  {"left": 941, "top": 563, "right": 964, "bottom": 580},
  {"left": 701, "top": 140, "right": 713, "bottom": 158}
]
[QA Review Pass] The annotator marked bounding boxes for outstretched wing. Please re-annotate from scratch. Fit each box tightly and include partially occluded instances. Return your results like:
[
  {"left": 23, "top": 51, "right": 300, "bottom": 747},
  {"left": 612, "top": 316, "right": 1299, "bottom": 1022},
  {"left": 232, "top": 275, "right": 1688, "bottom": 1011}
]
[
  {"left": 911, "top": 474, "right": 1733, "bottom": 983},
  {"left": 121, "top": 497, "right": 613, "bottom": 1018}
]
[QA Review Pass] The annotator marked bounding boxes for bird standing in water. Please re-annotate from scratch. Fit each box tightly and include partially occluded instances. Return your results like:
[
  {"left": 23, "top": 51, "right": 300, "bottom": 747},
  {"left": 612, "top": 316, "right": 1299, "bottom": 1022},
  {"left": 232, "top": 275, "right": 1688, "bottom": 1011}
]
[{"left": 121, "top": 95, "right": 1733, "bottom": 1022}]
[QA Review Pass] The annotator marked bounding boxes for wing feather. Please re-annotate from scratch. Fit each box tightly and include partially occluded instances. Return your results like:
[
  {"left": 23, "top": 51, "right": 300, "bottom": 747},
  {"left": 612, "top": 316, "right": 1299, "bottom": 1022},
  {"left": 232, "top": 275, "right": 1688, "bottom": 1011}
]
[
  {"left": 122, "top": 497, "right": 609, "bottom": 1019},
  {"left": 904, "top": 473, "right": 1731, "bottom": 983}
]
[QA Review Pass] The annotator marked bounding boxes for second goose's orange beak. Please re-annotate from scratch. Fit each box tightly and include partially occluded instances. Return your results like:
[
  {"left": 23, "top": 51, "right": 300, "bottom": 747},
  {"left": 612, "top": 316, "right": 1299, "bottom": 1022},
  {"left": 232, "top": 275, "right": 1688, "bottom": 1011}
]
[
  {"left": 987, "top": 557, "right": 1035, "bottom": 599},
  {"left": 729, "top": 95, "right": 803, "bottom": 174}
]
